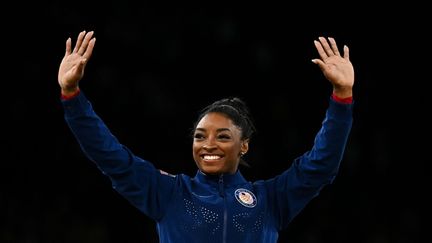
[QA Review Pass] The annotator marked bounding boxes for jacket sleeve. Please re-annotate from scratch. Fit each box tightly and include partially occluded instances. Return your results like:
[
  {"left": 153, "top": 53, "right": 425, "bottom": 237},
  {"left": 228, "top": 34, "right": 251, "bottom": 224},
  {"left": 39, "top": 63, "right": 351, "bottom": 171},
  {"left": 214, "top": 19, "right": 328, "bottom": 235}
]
[
  {"left": 61, "top": 91, "right": 176, "bottom": 221},
  {"left": 266, "top": 97, "right": 353, "bottom": 229}
]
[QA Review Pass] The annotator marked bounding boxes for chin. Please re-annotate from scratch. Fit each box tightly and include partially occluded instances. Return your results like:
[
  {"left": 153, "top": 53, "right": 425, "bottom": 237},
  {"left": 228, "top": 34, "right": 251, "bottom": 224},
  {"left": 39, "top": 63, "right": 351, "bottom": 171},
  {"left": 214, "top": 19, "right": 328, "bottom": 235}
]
[
  {"left": 199, "top": 164, "right": 225, "bottom": 175},
  {"left": 200, "top": 168, "right": 220, "bottom": 175}
]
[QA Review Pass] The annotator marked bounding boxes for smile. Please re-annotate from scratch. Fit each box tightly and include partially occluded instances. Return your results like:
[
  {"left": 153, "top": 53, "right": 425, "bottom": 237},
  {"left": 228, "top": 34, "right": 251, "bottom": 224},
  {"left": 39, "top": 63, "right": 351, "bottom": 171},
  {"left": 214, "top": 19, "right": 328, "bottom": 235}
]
[{"left": 201, "top": 155, "right": 222, "bottom": 161}]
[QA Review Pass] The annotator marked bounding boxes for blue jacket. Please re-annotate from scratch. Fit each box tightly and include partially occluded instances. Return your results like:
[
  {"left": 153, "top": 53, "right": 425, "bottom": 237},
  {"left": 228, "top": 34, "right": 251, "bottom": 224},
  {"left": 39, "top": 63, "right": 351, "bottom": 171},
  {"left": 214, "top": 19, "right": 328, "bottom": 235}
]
[{"left": 62, "top": 92, "right": 353, "bottom": 243}]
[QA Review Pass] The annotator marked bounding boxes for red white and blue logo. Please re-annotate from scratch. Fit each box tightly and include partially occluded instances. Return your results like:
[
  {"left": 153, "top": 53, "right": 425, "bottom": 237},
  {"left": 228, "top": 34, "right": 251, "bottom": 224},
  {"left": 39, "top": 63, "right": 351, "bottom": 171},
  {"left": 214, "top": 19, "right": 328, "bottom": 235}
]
[{"left": 234, "top": 188, "right": 257, "bottom": 208}]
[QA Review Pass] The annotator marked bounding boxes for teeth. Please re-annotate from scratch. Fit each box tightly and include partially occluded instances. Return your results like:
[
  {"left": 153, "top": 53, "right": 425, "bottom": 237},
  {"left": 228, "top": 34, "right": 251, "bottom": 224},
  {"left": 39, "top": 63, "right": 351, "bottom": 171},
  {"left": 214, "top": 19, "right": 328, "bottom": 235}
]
[{"left": 203, "top": 155, "right": 221, "bottom": 160}]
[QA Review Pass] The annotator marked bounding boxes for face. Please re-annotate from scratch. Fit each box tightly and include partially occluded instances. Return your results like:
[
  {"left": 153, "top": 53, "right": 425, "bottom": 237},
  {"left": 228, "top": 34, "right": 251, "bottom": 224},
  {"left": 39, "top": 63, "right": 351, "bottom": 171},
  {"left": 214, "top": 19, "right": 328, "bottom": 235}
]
[{"left": 193, "top": 112, "right": 248, "bottom": 175}]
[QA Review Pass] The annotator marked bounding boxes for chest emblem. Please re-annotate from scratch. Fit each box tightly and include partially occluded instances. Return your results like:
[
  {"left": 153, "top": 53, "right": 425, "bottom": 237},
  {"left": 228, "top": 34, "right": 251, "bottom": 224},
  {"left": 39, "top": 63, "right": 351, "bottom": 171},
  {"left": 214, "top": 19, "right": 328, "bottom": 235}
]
[{"left": 234, "top": 188, "right": 257, "bottom": 208}]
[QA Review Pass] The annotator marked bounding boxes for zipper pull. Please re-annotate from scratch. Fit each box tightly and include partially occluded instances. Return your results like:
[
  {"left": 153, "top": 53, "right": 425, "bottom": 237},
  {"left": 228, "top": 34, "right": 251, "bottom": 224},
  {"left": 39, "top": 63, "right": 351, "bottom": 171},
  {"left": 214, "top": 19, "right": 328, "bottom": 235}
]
[{"left": 218, "top": 174, "right": 225, "bottom": 197}]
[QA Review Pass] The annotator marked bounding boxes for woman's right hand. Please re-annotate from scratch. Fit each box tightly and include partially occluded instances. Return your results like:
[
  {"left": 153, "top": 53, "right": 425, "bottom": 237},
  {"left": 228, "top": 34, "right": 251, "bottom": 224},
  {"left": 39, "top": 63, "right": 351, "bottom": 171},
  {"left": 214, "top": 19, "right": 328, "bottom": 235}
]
[{"left": 58, "top": 31, "right": 96, "bottom": 96}]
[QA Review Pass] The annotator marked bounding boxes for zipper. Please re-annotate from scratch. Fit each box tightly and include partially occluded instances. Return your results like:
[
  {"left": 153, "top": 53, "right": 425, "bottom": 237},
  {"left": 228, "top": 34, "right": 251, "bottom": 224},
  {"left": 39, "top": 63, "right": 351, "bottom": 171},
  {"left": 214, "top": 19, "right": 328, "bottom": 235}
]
[{"left": 219, "top": 174, "right": 227, "bottom": 243}]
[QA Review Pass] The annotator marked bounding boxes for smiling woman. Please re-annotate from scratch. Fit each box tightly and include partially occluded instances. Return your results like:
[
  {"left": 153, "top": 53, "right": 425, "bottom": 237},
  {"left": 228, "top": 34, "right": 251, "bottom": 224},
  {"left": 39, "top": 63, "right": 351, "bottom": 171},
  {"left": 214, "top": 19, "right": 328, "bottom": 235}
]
[
  {"left": 192, "top": 98, "right": 255, "bottom": 175},
  {"left": 58, "top": 30, "right": 354, "bottom": 242}
]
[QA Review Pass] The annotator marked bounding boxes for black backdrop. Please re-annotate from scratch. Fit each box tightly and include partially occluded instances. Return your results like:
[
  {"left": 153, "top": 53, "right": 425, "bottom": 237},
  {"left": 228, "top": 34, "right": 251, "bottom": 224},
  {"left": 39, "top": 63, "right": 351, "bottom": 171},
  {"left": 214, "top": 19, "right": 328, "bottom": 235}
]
[{"left": 2, "top": 3, "right": 427, "bottom": 243}]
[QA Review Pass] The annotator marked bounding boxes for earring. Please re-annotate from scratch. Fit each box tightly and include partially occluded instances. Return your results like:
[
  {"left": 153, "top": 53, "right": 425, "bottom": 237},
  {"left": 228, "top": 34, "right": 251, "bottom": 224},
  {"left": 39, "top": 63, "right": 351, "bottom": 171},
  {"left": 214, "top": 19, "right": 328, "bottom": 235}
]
[{"left": 240, "top": 152, "right": 246, "bottom": 156}]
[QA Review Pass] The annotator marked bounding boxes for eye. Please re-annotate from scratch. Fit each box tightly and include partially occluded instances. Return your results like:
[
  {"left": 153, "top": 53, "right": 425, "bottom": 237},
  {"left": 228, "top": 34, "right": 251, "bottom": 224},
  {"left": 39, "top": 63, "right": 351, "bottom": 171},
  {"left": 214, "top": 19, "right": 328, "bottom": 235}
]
[
  {"left": 218, "top": 134, "right": 231, "bottom": 140},
  {"left": 194, "top": 133, "right": 205, "bottom": 140}
]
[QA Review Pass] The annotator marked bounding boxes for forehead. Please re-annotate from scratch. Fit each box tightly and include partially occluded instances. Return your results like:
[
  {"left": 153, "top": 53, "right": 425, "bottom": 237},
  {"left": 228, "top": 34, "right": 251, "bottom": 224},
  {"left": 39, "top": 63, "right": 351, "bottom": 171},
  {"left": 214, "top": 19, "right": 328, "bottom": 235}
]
[{"left": 196, "top": 112, "right": 236, "bottom": 129}]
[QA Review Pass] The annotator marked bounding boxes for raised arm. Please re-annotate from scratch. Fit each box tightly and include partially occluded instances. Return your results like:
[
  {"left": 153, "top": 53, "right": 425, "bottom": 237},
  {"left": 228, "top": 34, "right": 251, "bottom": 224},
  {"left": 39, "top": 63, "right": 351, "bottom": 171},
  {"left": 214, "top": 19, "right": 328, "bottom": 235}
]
[
  {"left": 58, "top": 31, "right": 96, "bottom": 96},
  {"left": 58, "top": 31, "right": 176, "bottom": 220},
  {"left": 312, "top": 37, "right": 354, "bottom": 98},
  {"left": 267, "top": 37, "right": 355, "bottom": 228}
]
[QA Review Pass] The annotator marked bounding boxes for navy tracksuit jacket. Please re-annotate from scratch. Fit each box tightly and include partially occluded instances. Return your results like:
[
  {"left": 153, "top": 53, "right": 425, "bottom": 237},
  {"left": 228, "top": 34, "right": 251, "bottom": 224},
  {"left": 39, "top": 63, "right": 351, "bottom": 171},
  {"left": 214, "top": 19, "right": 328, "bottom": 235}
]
[{"left": 62, "top": 91, "right": 353, "bottom": 242}]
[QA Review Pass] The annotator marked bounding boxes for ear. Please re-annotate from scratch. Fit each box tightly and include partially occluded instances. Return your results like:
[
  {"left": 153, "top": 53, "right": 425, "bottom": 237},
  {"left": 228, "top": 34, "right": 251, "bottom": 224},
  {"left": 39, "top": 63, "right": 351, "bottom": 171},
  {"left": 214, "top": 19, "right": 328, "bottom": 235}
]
[{"left": 241, "top": 139, "right": 249, "bottom": 155}]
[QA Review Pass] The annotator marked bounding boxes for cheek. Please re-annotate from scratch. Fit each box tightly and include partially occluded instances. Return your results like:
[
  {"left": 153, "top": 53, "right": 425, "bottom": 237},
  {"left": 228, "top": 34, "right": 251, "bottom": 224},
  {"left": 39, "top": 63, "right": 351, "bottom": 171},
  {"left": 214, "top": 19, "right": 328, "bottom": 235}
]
[
  {"left": 221, "top": 144, "right": 239, "bottom": 156},
  {"left": 192, "top": 143, "right": 200, "bottom": 154}
]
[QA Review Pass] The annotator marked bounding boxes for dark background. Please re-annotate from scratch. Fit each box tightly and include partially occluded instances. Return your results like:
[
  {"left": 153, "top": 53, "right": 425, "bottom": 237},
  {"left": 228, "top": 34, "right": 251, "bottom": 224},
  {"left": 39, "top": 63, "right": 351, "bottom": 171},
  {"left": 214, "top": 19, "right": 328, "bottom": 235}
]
[{"left": 2, "top": 3, "right": 428, "bottom": 243}]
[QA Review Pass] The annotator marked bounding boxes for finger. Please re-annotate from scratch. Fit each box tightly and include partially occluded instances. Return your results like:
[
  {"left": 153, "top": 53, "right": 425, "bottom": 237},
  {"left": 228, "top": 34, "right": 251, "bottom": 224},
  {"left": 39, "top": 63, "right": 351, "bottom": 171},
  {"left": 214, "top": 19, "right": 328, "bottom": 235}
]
[
  {"left": 312, "top": 59, "right": 328, "bottom": 73},
  {"left": 78, "top": 31, "right": 94, "bottom": 55},
  {"left": 82, "top": 38, "right": 96, "bottom": 60},
  {"left": 65, "top": 37, "right": 71, "bottom": 56},
  {"left": 343, "top": 45, "right": 350, "bottom": 60},
  {"left": 328, "top": 37, "right": 340, "bottom": 56},
  {"left": 72, "top": 31, "right": 86, "bottom": 53},
  {"left": 319, "top": 36, "right": 335, "bottom": 56},
  {"left": 314, "top": 40, "right": 328, "bottom": 60}
]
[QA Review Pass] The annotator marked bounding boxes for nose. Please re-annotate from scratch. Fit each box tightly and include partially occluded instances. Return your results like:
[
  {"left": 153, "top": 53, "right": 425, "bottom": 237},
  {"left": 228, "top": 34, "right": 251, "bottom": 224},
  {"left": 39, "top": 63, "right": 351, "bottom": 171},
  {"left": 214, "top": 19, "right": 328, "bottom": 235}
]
[
  {"left": 202, "top": 138, "right": 217, "bottom": 151},
  {"left": 203, "top": 144, "right": 217, "bottom": 150}
]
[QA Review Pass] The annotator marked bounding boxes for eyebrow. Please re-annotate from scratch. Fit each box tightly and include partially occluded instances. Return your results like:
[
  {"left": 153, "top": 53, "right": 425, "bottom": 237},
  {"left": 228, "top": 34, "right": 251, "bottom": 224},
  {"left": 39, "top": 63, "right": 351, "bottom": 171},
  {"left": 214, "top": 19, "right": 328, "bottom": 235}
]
[{"left": 195, "top": 128, "right": 231, "bottom": 133}]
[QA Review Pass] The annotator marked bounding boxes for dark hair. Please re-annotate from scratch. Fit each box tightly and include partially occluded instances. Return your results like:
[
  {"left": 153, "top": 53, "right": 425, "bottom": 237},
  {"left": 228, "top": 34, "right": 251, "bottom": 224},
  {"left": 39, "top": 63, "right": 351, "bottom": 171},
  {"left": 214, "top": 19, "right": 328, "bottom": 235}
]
[{"left": 192, "top": 97, "right": 256, "bottom": 167}]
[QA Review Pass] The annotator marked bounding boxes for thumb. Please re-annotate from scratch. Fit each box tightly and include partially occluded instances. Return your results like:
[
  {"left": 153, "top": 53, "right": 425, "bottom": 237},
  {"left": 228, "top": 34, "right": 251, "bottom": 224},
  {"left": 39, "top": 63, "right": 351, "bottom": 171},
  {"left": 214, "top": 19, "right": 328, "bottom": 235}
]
[
  {"left": 76, "top": 58, "right": 87, "bottom": 74},
  {"left": 311, "top": 59, "right": 327, "bottom": 72}
]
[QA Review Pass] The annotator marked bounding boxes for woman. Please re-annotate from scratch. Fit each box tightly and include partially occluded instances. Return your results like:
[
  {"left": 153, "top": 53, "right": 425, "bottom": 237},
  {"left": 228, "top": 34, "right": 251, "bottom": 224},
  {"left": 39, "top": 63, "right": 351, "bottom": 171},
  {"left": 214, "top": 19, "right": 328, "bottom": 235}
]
[{"left": 58, "top": 30, "right": 354, "bottom": 242}]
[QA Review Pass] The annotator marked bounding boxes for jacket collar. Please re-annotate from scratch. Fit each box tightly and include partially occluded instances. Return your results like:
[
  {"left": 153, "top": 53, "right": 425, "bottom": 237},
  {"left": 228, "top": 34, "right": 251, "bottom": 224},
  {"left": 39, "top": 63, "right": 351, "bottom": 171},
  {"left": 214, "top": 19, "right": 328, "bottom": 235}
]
[{"left": 194, "top": 169, "right": 247, "bottom": 187}]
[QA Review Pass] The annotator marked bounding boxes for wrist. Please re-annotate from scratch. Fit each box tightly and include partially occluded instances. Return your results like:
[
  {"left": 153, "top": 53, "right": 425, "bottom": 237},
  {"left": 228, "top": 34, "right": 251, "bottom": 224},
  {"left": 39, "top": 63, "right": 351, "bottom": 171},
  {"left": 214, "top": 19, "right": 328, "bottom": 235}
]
[
  {"left": 332, "top": 87, "right": 352, "bottom": 99},
  {"left": 331, "top": 92, "right": 353, "bottom": 104},
  {"left": 61, "top": 87, "right": 80, "bottom": 100}
]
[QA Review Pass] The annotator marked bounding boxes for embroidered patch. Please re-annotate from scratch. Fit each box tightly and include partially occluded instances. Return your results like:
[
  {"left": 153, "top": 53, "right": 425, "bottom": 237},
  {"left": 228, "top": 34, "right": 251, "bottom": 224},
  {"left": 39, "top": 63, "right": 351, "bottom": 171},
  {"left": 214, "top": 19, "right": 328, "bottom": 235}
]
[{"left": 235, "top": 188, "right": 257, "bottom": 208}]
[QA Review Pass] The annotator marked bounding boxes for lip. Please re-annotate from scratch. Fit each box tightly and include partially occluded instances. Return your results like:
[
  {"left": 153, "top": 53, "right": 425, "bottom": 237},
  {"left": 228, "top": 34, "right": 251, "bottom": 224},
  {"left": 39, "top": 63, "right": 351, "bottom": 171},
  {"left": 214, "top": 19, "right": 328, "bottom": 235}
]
[{"left": 200, "top": 154, "right": 224, "bottom": 162}]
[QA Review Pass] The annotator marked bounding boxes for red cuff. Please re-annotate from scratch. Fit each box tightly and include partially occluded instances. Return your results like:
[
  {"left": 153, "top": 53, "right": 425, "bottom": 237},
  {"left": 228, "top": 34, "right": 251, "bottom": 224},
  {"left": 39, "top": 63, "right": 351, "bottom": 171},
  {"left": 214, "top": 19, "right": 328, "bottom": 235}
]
[
  {"left": 331, "top": 93, "right": 353, "bottom": 104},
  {"left": 61, "top": 88, "right": 80, "bottom": 100}
]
